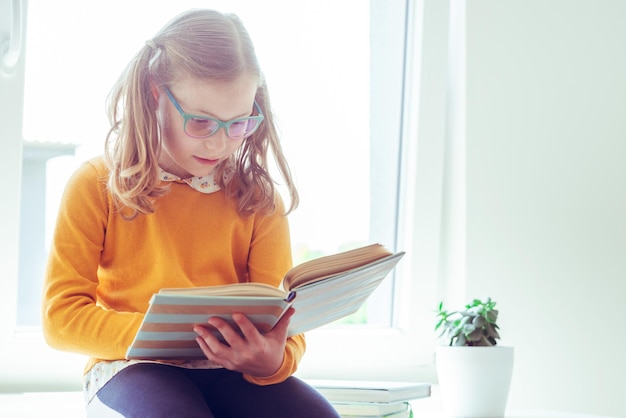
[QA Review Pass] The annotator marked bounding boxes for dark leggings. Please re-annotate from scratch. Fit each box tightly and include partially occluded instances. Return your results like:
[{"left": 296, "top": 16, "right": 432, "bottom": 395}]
[{"left": 93, "top": 363, "right": 340, "bottom": 418}]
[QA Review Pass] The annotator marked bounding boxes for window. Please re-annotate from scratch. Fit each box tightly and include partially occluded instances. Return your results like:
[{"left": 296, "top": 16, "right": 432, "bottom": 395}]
[
  {"left": 19, "top": 0, "right": 397, "bottom": 329},
  {"left": 1, "top": 0, "right": 448, "bottom": 388}
]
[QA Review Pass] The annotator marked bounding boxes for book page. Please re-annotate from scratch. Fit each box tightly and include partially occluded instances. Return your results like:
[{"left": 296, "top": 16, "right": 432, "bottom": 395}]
[
  {"left": 158, "top": 282, "right": 288, "bottom": 298},
  {"left": 286, "top": 252, "right": 404, "bottom": 336},
  {"left": 284, "top": 243, "right": 392, "bottom": 290}
]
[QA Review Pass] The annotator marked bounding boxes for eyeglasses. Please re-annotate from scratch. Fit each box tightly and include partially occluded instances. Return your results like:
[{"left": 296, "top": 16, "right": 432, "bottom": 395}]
[{"left": 164, "top": 87, "right": 264, "bottom": 140}]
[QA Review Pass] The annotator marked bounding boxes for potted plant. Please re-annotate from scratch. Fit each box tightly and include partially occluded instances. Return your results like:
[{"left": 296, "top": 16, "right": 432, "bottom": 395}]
[
  {"left": 434, "top": 298, "right": 514, "bottom": 418},
  {"left": 435, "top": 297, "right": 501, "bottom": 347}
]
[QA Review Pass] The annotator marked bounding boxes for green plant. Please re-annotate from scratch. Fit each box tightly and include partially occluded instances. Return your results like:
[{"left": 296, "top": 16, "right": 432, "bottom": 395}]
[{"left": 435, "top": 297, "right": 500, "bottom": 346}]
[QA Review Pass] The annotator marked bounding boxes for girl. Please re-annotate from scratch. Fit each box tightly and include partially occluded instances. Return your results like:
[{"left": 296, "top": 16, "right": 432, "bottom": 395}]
[{"left": 42, "top": 9, "right": 339, "bottom": 418}]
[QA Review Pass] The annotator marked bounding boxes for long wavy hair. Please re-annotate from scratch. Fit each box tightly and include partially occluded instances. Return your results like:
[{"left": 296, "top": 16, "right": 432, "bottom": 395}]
[{"left": 104, "top": 9, "right": 298, "bottom": 218}]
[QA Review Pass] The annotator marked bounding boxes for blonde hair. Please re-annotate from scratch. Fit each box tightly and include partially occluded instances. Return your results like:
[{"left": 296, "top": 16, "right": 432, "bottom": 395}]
[{"left": 104, "top": 9, "right": 298, "bottom": 218}]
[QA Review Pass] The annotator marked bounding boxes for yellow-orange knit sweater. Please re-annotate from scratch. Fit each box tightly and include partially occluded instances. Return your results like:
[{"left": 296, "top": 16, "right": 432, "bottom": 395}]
[{"left": 42, "top": 157, "right": 305, "bottom": 385}]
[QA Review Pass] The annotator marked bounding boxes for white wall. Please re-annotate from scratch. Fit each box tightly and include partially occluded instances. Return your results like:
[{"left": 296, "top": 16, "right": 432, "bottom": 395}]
[{"left": 464, "top": 1, "right": 626, "bottom": 416}]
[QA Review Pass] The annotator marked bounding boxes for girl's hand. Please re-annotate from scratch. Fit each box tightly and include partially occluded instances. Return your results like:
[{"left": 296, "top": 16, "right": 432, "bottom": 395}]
[{"left": 193, "top": 307, "right": 295, "bottom": 378}]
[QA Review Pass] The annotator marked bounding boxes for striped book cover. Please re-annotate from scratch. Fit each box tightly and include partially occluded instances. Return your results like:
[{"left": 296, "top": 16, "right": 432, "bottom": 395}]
[
  {"left": 126, "top": 244, "right": 405, "bottom": 360},
  {"left": 127, "top": 292, "right": 292, "bottom": 359}
]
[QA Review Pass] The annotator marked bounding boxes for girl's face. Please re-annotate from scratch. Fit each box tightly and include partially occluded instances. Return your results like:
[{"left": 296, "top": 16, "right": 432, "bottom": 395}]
[{"left": 156, "top": 74, "right": 258, "bottom": 179}]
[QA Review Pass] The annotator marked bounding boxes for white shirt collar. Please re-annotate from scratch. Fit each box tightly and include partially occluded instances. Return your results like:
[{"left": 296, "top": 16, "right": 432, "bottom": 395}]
[{"left": 158, "top": 163, "right": 234, "bottom": 194}]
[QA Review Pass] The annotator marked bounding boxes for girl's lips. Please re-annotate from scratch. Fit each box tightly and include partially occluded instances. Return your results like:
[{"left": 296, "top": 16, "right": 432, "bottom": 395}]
[{"left": 193, "top": 156, "right": 220, "bottom": 165}]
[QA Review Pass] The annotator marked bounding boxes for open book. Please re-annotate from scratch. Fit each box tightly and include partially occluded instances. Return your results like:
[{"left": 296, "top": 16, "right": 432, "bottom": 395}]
[{"left": 126, "top": 243, "right": 405, "bottom": 360}]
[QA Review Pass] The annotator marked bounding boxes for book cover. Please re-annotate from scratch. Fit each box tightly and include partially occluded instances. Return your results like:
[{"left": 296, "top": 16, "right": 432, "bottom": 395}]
[
  {"left": 308, "top": 379, "right": 431, "bottom": 404},
  {"left": 335, "top": 409, "right": 411, "bottom": 418},
  {"left": 332, "top": 400, "right": 410, "bottom": 416},
  {"left": 126, "top": 244, "right": 405, "bottom": 360}
]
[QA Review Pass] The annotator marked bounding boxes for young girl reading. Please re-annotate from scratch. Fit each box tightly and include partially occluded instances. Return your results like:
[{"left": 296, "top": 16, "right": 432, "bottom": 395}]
[{"left": 42, "top": 9, "right": 339, "bottom": 417}]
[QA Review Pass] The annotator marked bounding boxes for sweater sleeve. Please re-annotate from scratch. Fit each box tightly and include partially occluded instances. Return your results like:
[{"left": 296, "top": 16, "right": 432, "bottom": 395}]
[
  {"left": 42, "top": 160, "right": 144, "bottom": 359},
  {"left": 242, "top": 196, "right": 307, "bottom": 385},
  {"left": 243, "top": 333, "right": 306, "bottom": 385}
]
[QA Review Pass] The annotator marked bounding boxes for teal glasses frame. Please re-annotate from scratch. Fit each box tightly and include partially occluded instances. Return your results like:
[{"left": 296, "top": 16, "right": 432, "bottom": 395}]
[{"left": 164, "top": 87, "right": 264, "bottom": 140}]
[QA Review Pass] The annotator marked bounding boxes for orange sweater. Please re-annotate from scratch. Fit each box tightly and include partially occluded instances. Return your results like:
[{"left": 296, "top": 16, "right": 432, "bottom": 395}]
[{"left": 42, "top": 157, "right": 305, "bottom": 385}]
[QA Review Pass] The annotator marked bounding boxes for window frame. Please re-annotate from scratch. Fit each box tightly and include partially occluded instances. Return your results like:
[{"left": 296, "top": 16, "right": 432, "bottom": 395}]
[{"left": 299, "top": 0, "right": 451, "bottom": 381}]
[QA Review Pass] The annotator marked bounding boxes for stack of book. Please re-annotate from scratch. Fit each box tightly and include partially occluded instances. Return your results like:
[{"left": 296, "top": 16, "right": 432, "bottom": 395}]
[{"left": 308, "top": 379, "right": 431, "bottom": 418}]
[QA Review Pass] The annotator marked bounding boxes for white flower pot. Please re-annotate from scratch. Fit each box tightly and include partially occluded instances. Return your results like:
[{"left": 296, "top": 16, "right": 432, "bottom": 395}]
[{"left": 435, "top": 345, "right": 514, "bottom": 418}]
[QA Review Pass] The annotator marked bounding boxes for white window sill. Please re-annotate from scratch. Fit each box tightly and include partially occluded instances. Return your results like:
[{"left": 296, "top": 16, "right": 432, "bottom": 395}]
[{"left": 0, "top": 385, "right": 618, "bottom": 418}]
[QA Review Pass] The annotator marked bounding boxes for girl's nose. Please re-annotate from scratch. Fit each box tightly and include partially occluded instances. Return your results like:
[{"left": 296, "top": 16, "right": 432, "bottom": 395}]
[{"left": 203, "top": 130, "right": 228, "bottom": 152}]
